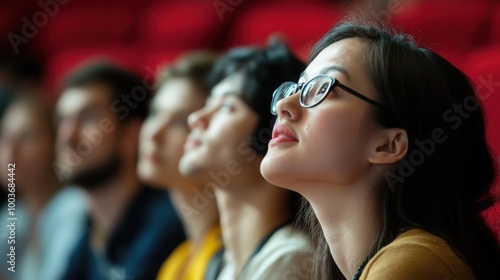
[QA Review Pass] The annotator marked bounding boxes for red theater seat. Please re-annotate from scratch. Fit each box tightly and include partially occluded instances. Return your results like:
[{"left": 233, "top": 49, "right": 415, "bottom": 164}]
[
  {"left": 39, "top": 6, "right": 135, "bottom": 56},
  {"left": 137, "top": 1, "right": 223, "bottom": 50},
  {"left": 136, "top": 49, "right": 183, "bottom": 82},
  {"left": 391, "top": 1, "right": 489, "bottom": 56},
  {"left": 225, "top": 3, "right": 343, "bottom": 61},
  {"left": 1, "top": 0, "right": 53, "bottom": 54},
  {"left": 463, "top": 46, "right": 500, "bottom": 239},
  {"left": 483, "top": 201, "right": 500, "bottom": 243},
  {"left": 45, "top": 44, "right": 139, "bottom": 96},
  {"left": 463, "top": 46, "right": 500, "bottom": 159},
  {"left": 489, "top": 3, "right": 500, "bottom": 44}
]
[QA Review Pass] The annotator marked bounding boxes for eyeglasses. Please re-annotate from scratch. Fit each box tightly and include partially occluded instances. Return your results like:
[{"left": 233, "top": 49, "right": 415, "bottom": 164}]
[{"left": 270, "top": 74, "right": 391, "bottom": 115}]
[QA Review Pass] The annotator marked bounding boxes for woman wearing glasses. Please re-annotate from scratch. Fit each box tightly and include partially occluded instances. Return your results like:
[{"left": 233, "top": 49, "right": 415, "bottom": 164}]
[
  {"left": 179, "top": 42, "right": 312, "bottom": 279},
  {"left": 261, "top": 21, "right": 500, "bottom": 279}
]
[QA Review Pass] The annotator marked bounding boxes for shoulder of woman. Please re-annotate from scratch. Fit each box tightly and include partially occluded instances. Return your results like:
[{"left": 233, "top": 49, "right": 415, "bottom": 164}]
[{"left": 360, "top": 229, "right": 476, "bottom": 280}]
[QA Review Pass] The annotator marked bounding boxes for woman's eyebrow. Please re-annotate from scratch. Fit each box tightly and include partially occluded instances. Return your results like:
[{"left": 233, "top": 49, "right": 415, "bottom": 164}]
[
  {"left": 320, "top": 65, "right": 350, "bottom": 81},
  {"left": 221, "top": 91, "right": 239, "bottom": 97},
  {"left": 300, "top": 65, "right": 350, "bottom": 82},
  {"left": 206, "top": 91, "right": 237, "bottom": 105}
]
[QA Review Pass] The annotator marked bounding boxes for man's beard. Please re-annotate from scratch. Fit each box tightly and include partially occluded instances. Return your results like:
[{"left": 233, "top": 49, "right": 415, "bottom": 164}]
[{"left": 66, "top": 153, "right": 122, "bottom": 190}]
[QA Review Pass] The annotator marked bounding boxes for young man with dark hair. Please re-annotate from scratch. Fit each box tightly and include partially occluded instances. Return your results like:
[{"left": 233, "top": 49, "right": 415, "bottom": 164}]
[{"left": 55, "top": 61, "right": 185, "bottom": 280}]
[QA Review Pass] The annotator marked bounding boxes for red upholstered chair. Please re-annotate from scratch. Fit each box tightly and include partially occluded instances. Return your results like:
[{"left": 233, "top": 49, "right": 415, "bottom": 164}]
[
  {"left": 1, "top": 0, "right": 55, "bottom": 54},
  {"left": 483, "top": 198, "right": 500, "bottom": 243},
  {"left": 1, "top": 13, "right": 21, "bottom": 51},
  {"left": 391, "top": 1, "right": 489, "bottom": 58},
  {"left": 463, "top": 46, "right": 500, "bottom": 240},
  {"left": 463, "top": 46, "right": 500, "bottom": 158},
  {"left": 225, "top": 3, "right": 343, "bottom": 61},
  {"left": 136, "top": 48, "right": 183, "bottom": 85},
  {"left": 136, "top": 0, "right": 223, "bottom": 51},
  {"left": 258, "top": 0, "right": 334, "bottom": 2},
  {"left": 44, "top": 44, "right": 139, "bottom": 96},
  {"left": 38, "top": 5, "right": 135, "bottom": 56},
  {"left": 488, "top": 3, "right": 500, "bottom": 44}
]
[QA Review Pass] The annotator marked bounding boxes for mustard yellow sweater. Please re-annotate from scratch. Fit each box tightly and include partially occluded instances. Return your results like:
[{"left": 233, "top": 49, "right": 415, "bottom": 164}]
[{"left": 360, "top": 229, "right": 475, "bottom": 279}]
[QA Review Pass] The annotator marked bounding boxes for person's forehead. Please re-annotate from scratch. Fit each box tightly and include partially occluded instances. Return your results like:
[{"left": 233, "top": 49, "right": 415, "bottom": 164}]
[
  {"left": 303, "top": 38, "right": 366, "bottom": 81},
  {"left": 1, "top": 105, "right": 33, "bottom": 131},
  {"left": 211, "top": 72, "right": 244, "bottom": 99},
  {"left": 57, "top": 84, "right": 113, "bottom": 116},
  {"left": 154, "top": 80, "right": 203, "bottom": 109}
]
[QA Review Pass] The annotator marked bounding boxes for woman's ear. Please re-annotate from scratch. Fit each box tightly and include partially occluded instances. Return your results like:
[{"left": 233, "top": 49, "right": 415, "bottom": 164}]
[{"left": 368, "top": 128, "right": 408, "bottom": 165}]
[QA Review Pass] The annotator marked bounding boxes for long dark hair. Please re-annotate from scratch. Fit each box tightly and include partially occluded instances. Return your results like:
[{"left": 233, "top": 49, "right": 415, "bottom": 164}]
[{"left": 300, "top": 21, "right": 500, "bottom": 279}]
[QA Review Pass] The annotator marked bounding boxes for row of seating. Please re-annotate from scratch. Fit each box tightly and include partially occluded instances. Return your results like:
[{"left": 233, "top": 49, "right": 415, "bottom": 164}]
[
  {"left": 35, "top": 2, "right": 500, "bottom": 56},
  {"left": 15, "top": 2, "right": 493, "bottom": 81},
  {"left": 3, "top": 1, "right": 500, "bottom": 61}
]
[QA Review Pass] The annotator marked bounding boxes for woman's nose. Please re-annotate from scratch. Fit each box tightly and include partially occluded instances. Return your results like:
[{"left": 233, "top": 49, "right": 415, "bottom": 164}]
[
  {"left": 275, "top": 93, "right": 302, "bottom": 121},
  {"left": 187, "top": 107, "right": 211, "bottom": 131}
]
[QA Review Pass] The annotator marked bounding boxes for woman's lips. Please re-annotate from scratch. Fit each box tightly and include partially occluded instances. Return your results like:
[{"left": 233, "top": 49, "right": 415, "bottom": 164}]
[
  {"left": 269, "top": 124, "right": 298, "bottom": 145},
  {"left": 184, "top": 135, "right": 202, "bottom": 151},
  {"left": 144, "top": 152, "right": 163, "bottom": 165},
  {"left": 140, "top": 150, "right": 163, "bottom": 165}
]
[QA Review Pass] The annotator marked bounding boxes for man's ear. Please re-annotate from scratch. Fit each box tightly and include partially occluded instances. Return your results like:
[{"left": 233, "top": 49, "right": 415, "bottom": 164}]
[{"left": 368, "top": 128, "right": 408, "bottom": 165}]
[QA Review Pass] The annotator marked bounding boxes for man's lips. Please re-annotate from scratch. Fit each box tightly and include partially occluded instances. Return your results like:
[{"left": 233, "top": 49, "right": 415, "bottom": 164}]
[{"left": 270, "top": 124, "right": 298, "bottom": 145}]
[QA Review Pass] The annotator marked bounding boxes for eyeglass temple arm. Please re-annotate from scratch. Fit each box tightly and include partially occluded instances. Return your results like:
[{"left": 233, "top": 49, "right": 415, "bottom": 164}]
[{"left": 336, "top": 84, "right": 391, "bottom": 112}]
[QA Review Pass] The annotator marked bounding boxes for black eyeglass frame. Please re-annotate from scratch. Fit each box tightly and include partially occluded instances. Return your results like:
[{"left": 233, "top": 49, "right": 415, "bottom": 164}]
[{"left": 271, "top": 74, "right": 391, "bottom": 115}]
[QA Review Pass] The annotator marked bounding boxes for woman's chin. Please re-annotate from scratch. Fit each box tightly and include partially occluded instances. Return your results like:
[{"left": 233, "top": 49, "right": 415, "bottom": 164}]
[{"left": 260, "top": 158, "right": 296, "bottom": 191}]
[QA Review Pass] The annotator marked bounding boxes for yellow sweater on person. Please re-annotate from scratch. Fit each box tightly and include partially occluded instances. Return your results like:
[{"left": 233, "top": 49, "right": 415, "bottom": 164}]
[
  {"left": 360, "top": 228, "right": 475, "bottom": 279},
  {"left": 157, "top": 226, "right": 222, "bottom": 280}
]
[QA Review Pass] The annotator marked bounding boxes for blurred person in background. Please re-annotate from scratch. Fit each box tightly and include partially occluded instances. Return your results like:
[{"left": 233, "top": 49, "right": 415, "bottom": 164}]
[
  {"left": 0, "top": 53, "right": 46, "bottom": 207},
  {"left": 55, "top": 61, "right": 185, "bottom": 280},
  {"left": 0, "top": 54, "right": 45, "bottom": 118},
  {"left": 137, "top": 51, "right": 221, "bottom": 280},
  {"left": 0, "top": 95, "right": 87, "bottom": 280},
  {"left": 179, "top": 42, "right": 312, "bottom": 280}
]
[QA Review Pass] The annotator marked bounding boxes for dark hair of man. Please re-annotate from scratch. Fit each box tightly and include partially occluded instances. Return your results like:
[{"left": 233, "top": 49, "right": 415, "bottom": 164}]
[
  {"left": 300, "top": 20, "right": 500, "bottom": 279},
  {"left": 62, "top": 61, "right": 151, "bottom": 122}
]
